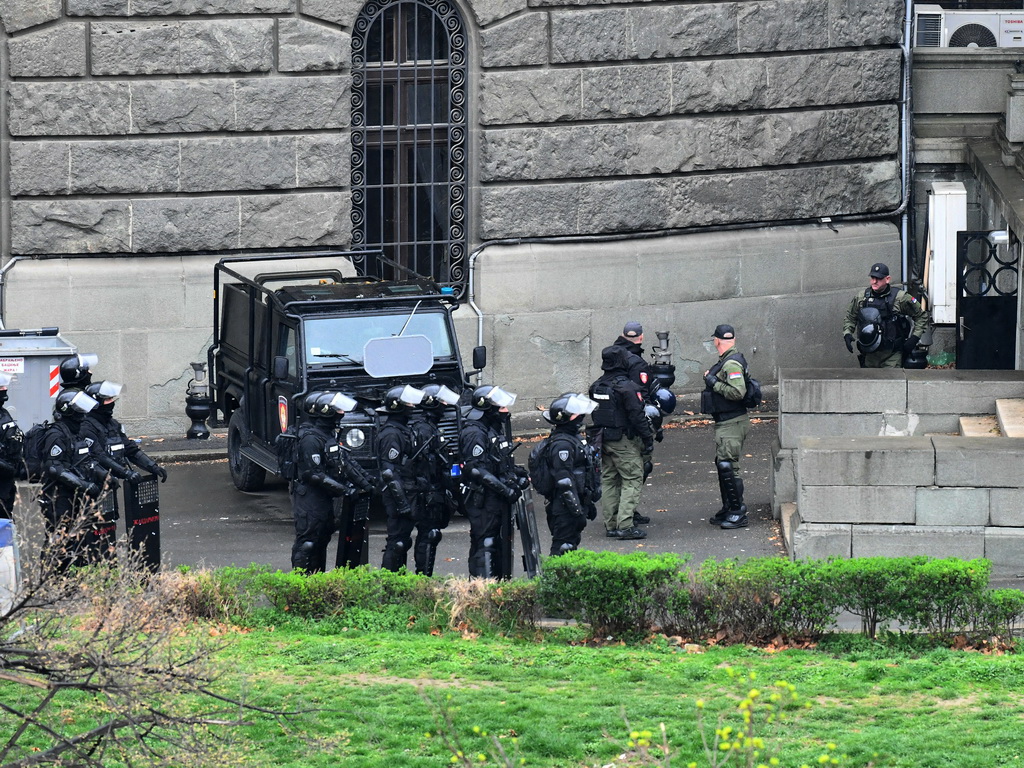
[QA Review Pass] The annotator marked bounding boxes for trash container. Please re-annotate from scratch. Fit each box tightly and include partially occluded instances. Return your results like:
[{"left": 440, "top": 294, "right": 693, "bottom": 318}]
[
  {"left": 0, "top": 518, "right": 18, "bottom": 615},
  {"left": 0, "top": 328, "right": 76, "bottom": 430}
]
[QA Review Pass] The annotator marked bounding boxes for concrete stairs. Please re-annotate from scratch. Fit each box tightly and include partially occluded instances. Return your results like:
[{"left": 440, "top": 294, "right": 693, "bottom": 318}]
[{"left": 958, "top": 398, "right": 1024, "bottom": 437}]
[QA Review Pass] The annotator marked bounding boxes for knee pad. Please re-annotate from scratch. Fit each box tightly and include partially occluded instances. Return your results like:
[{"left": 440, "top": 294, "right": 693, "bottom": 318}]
[
  {"left": 393, "top": 538, "right": 411, "bottom": 553},
  {"left": 482, "top": 536, "right": 497, "bottom": 552},
  {"left": 426, "top": 528, "right": 443, "bottom": 545},
  {"left": 558, "top": 542, "right": 576, "bottom": 555}
]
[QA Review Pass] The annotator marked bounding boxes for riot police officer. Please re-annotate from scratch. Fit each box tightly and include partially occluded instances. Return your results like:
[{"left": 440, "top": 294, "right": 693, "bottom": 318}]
[
  {"left": 0, "top": 373, "right": 24, "bottom": 520},
  {"left": 378, "top": 385, "right": 427, "bottom": 572},
  {"left": 460, "top": 385, "right": 524, "bottom": 578},
  {"left": 409, "top": 383, "right": 461, "bottom": 576},
  {"left": 291, "top": 391, "right": 361, "bottom": 572},
  {"left": 39, "top": 389, "right": 105, "bottom": 571},
  {"left": 58, "top": 353, "right": 99, "bottom": 391},
  {"left": 843, "top": 263, "right": 928, "bottom": 368},
  {"left": 81, "top": 380, "right": 168, "bottom": 490},
  {"left": 536, "top": 393, "right": 600, "bottom": 556}
]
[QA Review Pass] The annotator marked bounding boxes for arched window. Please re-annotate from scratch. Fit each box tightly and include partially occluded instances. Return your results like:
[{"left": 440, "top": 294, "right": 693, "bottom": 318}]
[{"left": 351, "top": 0, "right": 467, "bottom": 291}]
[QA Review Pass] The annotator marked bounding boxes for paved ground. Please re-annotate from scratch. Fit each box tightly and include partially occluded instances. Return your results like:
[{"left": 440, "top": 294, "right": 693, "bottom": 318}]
[{"left": 129, "top": 413, "right": 784, "bottom": 577}]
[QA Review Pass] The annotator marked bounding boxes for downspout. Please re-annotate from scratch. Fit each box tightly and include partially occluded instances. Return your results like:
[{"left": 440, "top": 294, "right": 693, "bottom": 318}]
[
  {"left": 0, "top": 255, "right": 28, "bottom": 331},
  {"left": 900, "top": 0, "right": 914, "bottom": 282}
]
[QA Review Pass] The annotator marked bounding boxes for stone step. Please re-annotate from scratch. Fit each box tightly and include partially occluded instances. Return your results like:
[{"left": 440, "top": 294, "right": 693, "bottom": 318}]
[
  {"left": 996, "top": 398, "right": 1024, "bottom": 438},
  {"left": 959, "top": 415, "right": 1002, "bottom": 437}
]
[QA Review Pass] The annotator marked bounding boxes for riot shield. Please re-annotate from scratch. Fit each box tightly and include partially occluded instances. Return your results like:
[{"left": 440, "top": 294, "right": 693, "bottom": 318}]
[
  {"left": 335, "top": 493, "right": 370, "bottom": 569},
  {"left": 515, "top": 488, "right": 542, "bottom": 578},
  {"left": 124, "top": 474, "right": 161, "bottom": 572},
  {"left": 83, "top": 490, "right": 119, "bottom": 565},
  {"left": 497, "top": 498, "right": 514, "bottom": 580}
]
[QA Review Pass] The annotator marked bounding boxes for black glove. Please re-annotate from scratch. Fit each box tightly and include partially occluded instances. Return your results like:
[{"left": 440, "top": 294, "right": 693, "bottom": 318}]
[
  {"left": 655, "top": 428, "right": 664, "bottom": 443},
  {"left": 903, "top": 335, "right": 920, "bottom": 354},
  {"left": 844, "top": 333, "right": 855, "bottom": 353},
  {"left": 642, "top": 439, "right": 655, "bottom": 454},
  {"left": 84, "top": 482, "right": 102, "bottom": 499},
  {"left": 505, "top": 485, "right": 522, "bottom": 503},
  {"left": 154, "top": 465, "right": 168, "bottom": 483},
  {"left": 126, "top": 470, "right": 144, "bottom": 484},
  {"left": 703, "top": 371, "right": 717, "bottom": 389},
  {"left": 585, "top": 502, "right": 597, "bottom": 521}
]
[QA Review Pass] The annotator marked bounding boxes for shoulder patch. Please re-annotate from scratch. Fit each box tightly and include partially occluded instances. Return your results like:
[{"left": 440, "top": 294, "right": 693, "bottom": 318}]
[
  {"left": 639, "top": 372, "right": 648, "bottom": 384},
  {"left": 727, "top": 371, "right": 744, "bottom": 380},
  {"left": 311, "top": 453, "right": 321, "bottom": 466},
  {"left": 472, "top": 445, "right": 484, "bottom": 457},
  {"left": 387, "top": 447, "right": 400, "bottom": 461},
  {"left": 557, "top": 449, "right": 570, "bottom": 462},
  {"left": 50, "top": 445, "right": 62, "bottom": 457},
  {"left": 636, "top": 392, "right": 644, "bottom": 401}
]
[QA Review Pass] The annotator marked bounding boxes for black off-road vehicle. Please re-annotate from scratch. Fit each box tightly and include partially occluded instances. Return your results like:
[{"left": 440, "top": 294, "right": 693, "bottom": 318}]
[{"left": 208, "top": 251, "right": 485, "bottom": 492}]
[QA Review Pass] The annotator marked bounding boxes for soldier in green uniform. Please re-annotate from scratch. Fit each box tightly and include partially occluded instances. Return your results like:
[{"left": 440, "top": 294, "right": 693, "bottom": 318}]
[
  {"left": 701, "top": 324, "right": 751, "bottom": 530},
  {"left": 843, "top": 263, "right": 928, "bottom": 368}
]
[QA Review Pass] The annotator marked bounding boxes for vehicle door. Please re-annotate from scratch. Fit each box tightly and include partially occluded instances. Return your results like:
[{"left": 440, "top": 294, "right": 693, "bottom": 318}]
[{"left": 266, "top": 320, "right": 301, "bottom": 440}]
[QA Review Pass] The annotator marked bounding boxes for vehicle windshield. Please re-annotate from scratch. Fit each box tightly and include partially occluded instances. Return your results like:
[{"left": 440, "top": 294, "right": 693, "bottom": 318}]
[{"left": 303, "top": 310, "right": 454, "bottom": 363}]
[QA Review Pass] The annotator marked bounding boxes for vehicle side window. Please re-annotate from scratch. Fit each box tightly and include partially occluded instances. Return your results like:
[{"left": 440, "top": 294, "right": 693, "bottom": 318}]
[{"left": 278, "top": 324, "right": 299, "bottom": 380}]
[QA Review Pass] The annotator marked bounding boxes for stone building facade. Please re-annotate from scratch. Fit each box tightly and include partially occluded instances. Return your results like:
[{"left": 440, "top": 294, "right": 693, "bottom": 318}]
[{"left": 0, "top": 0, "right": 905, "bottom": 432}]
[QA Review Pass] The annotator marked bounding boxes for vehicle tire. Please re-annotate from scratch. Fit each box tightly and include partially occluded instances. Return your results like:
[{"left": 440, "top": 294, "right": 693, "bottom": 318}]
[{"left": 228, "top": 410, "right": 267, "bottom": 492}]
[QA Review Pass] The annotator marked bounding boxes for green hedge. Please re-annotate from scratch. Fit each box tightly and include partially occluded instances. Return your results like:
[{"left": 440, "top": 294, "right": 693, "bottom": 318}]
[{"left": 168, "top": 554, "right": 1024, "bottom": 646}]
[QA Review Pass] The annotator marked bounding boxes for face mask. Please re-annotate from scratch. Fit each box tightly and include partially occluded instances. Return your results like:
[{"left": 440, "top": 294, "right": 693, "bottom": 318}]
[
  {"left": 0, "top": 391, "right": 8, "bottom": 406},
  {"left": 97, "top": 401, "right": 116, "bottom": 416}
]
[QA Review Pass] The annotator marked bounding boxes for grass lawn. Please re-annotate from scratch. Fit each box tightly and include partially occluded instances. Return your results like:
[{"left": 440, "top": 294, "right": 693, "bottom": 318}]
[{"left": 217, "top": 619, "right": 1024, "bottom": 768}]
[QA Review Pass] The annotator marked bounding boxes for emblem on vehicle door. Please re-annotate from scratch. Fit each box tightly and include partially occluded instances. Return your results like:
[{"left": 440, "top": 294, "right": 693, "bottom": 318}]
[{"left": 278, "top": 396, "right": 288, "bottom": 434}]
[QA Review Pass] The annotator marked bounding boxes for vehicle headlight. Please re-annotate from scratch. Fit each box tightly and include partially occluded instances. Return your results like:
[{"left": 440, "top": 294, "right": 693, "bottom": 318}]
[{"left": 344, "top": 428, "right": 366, "bottom": 449}]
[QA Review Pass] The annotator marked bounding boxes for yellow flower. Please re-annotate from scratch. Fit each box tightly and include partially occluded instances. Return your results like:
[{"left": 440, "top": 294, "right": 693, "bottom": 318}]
[
  {"left": 473, "top": 726, "right": 482, "bottom": 734},
  {"left": 749, "top": 688, "right": 761, "bottom": 699},
  {"left": 696, "top": 699, "right": 705, "bottom": 709},
  {"left": 477, "top": 754, "right": 487, "bottom": 762},
  {"left": 630, "top": 731, "right": 640, "bottom": 740}
]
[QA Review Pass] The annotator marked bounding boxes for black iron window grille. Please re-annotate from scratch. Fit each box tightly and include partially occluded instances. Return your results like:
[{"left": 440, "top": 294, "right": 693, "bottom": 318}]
[{"left": 351, "top": 0, "right": 467, "bottom": 293}]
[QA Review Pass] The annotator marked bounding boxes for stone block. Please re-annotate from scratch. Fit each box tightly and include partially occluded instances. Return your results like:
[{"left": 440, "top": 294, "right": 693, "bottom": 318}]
[
  {"left": 480, "top": 14, "right": 547, "bottom": 67},
  {"left": 71, "top": 140, "right": 180, "bottom": 194},
  {"left": 851, "top": 525, "right": 986, "bottom": 560},
  {"left": 480, "top": 70, "right": 582, "bottom": 125},
  {"left": 133, "top": 198, "right": 241, "bottom": 253},
  {"left": 480, "top": 184, "right": 581, "bottom": 239},
  {"left": 300, "top": 0, "right": 363, "bottom": 28},
  {"left": 60, "top": 258, "right": 188, "bottom": 332},
  {"left": 798, "top": 485, "right": 916, "bottom": 524},
  {"left": 916, "top": 487, "right": 990, "bottom": 526},
  {"left": 66, "top": 0, "right": 128, "bottom": 13},
  {"left": 933, "top": 436, "right": 1024, "bottom": 488},
  {"left": 738, "top": 0, "right": 828, "bottom": 53},
  {"left": 636, "top": 237, "right": 741, "bottom": 306},
  {"left": 91, "top": 20, "right": 273, "bottom": 75},
  {"left": 829, "top": 0, "right": 903, "bottom": 46},
  {"left": 2, "top": 259, "right": 75, "bottom": 333},
  {"left": 0, "top": 0, "right": 60, "bottom": 33},
  {"left": 8, "top": 82, "right": 131, "bottom": 136},
  {"left": 984, "top": 528, "right": 1024, "bottom": 576},
  {"left": 180, "top": 137, "right": 295, "bottom": 192},
  {"left": 771, "top": 444, "right": 796, "bottom": 517},
  {"left": 235, "top": 78, "right": 349, "bottom": 131},
  {"left": 238, "top": 192, "right": 349, "bottom": 249},
  {"left": 906, "top": 369, "right": 1024, "bottom": 414},
  {"left": 991, "top": 489, "right": 1024, "bottom": 527},
  {"left": 791, "top": 522, "right": 853, "bottom": 560},
  {"left": 779, "top": 412, "right": 886, "bottom": 449},
  {"left": 8, "top": 142, "right": 70, "bottom": 196},
  {"left": 473, "top": 0, "right": 529, "bottom": 26},
  {"left": 132, "top": 0, "right": 294, "bottom": 12},
  {"left": 579, "top": 179, "right": 673, "bottom": 234},
  {"left": 278, "top": 18, "right": 349, "bottom": 72},
  {"left": 130, "top": 80, "right": 235, "bottom": 133},
  {"left": 796, "top": 436, "right": 934, "bottom": 486},
  {"left": 580, "top": 64, "right": 673, "bottom": 120},
  {"left": 10, "top": 201, "right": 131, "bottom": 255},
  {"left": 8, "top": 25, "right": 87, "bottom": 77},
  {"left": 297, "top": 135, "right": 350, "bottom": 188},
  {"left": 779, "top": 369, "right": 906, "bottom": 413}
]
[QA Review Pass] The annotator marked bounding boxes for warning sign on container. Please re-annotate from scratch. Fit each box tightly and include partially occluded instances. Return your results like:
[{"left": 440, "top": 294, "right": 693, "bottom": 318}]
[{"left": 0, "top": 358, "right": 25, "bottom": 374}]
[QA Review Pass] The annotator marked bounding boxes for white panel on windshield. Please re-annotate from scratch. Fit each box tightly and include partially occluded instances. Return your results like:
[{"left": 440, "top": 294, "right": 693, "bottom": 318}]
[{"left": 363, "top": 335, "right": 434, "bottom": 378}]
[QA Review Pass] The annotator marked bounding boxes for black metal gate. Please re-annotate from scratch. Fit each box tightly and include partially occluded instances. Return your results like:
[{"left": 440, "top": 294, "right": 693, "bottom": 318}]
[{"left": 956, "top": 232, "right": 1019, "bottom": 369}]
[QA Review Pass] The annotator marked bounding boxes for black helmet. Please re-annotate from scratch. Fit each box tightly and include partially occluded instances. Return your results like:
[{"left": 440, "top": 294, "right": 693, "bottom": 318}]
[
  {"left": 469, "top": 385, "right": 517, "bottom": 413},
  {"left": 903, "top": 347, "right": 929, "bottom": 369},
  {"left": 54, "top": 389, "right": 98, "bottom": 418},
  {"left": 543, "top": 392, "right": 597, "bottom": 425},
  {"left": 653, "top": 387, "right": 677, "bottom": 414},
  {"left": 59, "top": 354, "right": 98, "bottom": 388},
  {"left": 303, "top": 391, "right": 327, "bottom": 416},
  {"left": 383, "top": 385, "right": 425, "bottom": 413},
  {"left": 420, "top": 383, "right": 460, "bottom": 410},
  {"left": 856, "top": 306, "right": 883, "bottom": 354},
  {"left": 84, "top": 380, "right": 123, "bottom": 403},
  {"left": 318, "top": 391, "right": 357, "bottom": 415}
]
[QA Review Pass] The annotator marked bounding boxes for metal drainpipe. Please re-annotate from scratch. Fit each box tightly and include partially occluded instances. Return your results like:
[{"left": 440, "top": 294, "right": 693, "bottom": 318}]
[
  {"left": 0, "top": 255, "right": 28, "bottom": 331},
  {"left": 900, "top": 0, "right": 914, "bottom": 283}
]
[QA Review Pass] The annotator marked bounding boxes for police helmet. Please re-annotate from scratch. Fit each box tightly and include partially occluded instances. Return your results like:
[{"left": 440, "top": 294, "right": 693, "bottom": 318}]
[
  {"left": 543, "top": 392, "right": 597, "bottom": 425},
  {"left": 653, "top": 387, "right": 677, "bottom": 414},
  {"left": 85, "top": 380, "right": 123, "bottom": 403},
  {"left": 58, "top": 354, "right": 99, "bottom": 388},
  {"left": 303, "top": 391, "right": 327, "bottom": 416},
  {"left": 420, "top": 383, "right": 460, "bottom": 410},
  {"left": 903, "top": 347, "right": 929, "bottom": 369},
  {"left": 54, "top": 389, "right": 98, "bottom": 418},
  {"left": 470, "top": 385, "right": 517, "bottom": 412},
  {"left": 383, "top": 384, "right": 425, "bottom": 412},
  {"left": 0, "top": 373, "right": 12, "bottom": 389},
  {"left": 314, "top": 391, "right": 357, "bottom": 416},
  {"left": 856, "top": 308, "right": 883, "bottom": 354}
]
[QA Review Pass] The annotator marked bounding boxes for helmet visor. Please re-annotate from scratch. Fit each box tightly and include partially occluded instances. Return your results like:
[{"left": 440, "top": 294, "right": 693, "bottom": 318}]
[
  {"left": 78, "top": 353, "right": 99, "bottom": 371},
  {"left": 398, "top": 385, "right": 425, "bottom": 406},
  {"left": 487, "top": 387, "right": 517, "bottom": 409},
  {"left": 433, "top": 385, "right": 460, "bottom": 406},
  {"left": 564, "top": 393, "right": 597, "bottom": 416},
  {"left": 327, "top": 392, "right": 358, "bottom": 413},
  {"left": 70, "top": 391, "right": 98, "bottom": 414},
  {"left": 0, "top": 373, "right": 12, "bottom": 388},
  {"left": 95, "top": 381, "right": 123, "bottom": 400}
]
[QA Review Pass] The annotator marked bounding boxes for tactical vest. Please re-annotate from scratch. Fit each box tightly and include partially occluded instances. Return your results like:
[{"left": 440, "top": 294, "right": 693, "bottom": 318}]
[
  {"left": 857, "top": 288, "right": 908, "bottom": 351},
  {"left": 704, "top": 351, "right": 748, "bottom": 421},
  {"left": 590, "top": 374, "right": 630, "bottom": 431}
]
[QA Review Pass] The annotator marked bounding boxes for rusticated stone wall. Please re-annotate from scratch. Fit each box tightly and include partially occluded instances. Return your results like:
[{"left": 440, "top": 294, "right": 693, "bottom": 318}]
[{"left": 0, "top": 0, "right": 906, "bottom": 431}]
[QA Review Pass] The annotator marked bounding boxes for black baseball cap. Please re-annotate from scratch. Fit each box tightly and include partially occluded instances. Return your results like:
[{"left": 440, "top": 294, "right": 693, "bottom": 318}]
[
  {"left": 712, "top": 324, "right": 735, "bottom": 340},
  {"left": 622, "top": 321, "right": 643, "bottom": 338},
  {"left": 869, "top": 263, "right": 889, "bottom": 278}
]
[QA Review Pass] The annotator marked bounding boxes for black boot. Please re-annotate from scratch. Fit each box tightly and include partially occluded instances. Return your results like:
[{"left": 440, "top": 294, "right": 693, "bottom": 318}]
[
  {"left": 710, "top": 463, "right": 728, "bottom": 525},
  {"left": 716, "top": 460, "right": 748, "bottom": 530}
]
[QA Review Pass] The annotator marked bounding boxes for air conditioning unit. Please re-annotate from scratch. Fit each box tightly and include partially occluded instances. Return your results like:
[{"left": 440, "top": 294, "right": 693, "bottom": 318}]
[{"left": 914, "top": 4, "right": 1024, "bottom": 47}]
